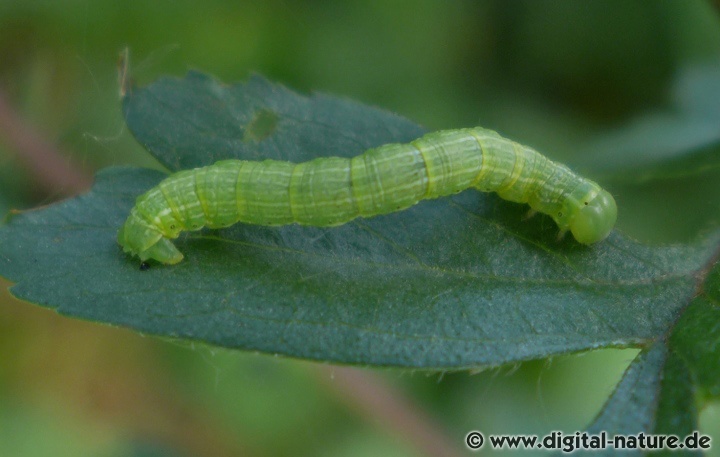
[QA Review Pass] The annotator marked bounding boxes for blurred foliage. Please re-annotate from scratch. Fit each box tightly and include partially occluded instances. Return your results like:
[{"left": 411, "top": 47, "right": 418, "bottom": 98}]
[{"left": 1, "top": 0, "right": 720, "bottom": 456}]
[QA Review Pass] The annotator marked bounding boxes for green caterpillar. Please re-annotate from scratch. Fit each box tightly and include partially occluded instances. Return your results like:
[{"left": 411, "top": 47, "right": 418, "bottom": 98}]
[{"left": 118, "top": 127, "right": 617, "bottom": 265}]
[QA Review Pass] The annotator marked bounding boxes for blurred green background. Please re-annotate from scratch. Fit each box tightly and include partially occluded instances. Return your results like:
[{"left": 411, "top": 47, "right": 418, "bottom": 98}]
[{"left": 1, "top": 1, "right": 719, "bottom": 456}]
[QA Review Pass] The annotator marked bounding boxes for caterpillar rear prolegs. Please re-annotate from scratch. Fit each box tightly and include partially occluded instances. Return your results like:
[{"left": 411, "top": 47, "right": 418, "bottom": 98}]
[{"left": 118, "top": 127, "right": 617, "bottom": 265}]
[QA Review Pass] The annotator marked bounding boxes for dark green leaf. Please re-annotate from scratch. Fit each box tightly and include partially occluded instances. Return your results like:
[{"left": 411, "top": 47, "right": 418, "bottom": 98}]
[
  {"left": 574, "top": 267, "right": 720, "bottom": 445},
  {"left": 654, "top": 351, "right": 697, "bottom": 442},
  {"left": 569, "top": 342, "right": 666, "bottom": 456},
  {"left": 122, "top": 71, "right": 425, "bottom": 171},
  {"left": 586, "top": 342, "right": 667, "bottom": 437},
  {"left": 1, "top": 165, "right": 718, "bottom": 369},
  {"left": 2, "top": 73, "right": 720, "bottom": 370},
  {"left": 669, "top": 296, "right": 720, "bottom": 399}
]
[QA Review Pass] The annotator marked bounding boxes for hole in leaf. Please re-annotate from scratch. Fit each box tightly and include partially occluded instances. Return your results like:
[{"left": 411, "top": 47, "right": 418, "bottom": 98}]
[{"left": 243, "top": 108, "right": 279, "bottom": 142}]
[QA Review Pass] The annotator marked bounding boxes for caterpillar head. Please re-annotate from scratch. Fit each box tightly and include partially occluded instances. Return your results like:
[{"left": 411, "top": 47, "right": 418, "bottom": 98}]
[
  {"left": 569, "top": 189, "right": 617, "bottom": 245},
  {"left": 118, "top": 214, "right": 184, "bottom": 265}
]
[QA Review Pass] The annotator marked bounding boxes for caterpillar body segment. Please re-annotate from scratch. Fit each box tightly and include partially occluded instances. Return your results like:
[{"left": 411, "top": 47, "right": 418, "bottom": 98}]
[{"left": 118, "top": 127, "right": 617, "bottom": 264}]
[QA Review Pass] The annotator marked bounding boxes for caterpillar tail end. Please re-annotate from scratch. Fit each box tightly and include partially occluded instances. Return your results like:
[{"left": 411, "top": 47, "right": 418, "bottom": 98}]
[{"left": 118, "top": 223, "right": 184, "bottom": 265}]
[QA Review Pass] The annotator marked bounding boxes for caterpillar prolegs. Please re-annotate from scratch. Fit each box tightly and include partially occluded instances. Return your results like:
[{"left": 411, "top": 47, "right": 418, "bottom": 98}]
[{"left": 118, "top": 127, "right": 617, "bottom": 264}]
